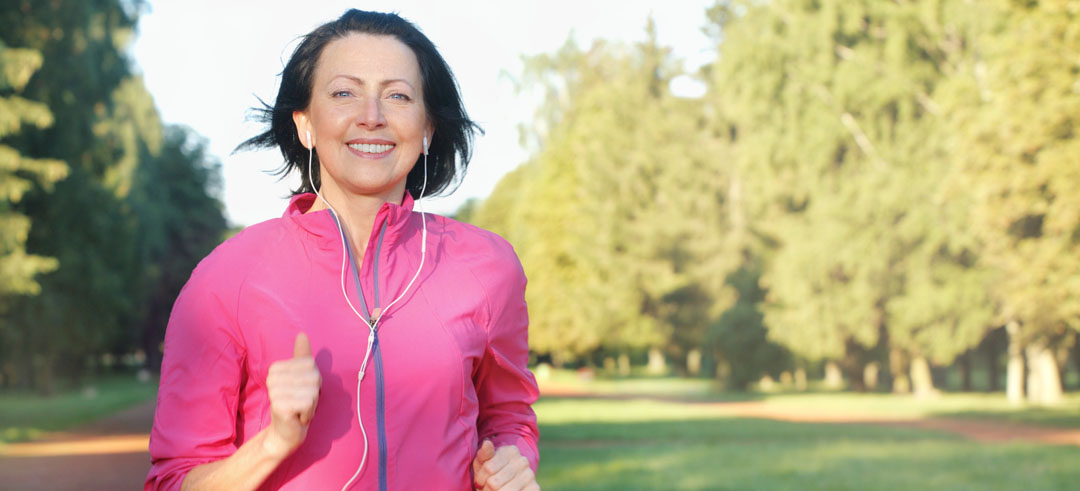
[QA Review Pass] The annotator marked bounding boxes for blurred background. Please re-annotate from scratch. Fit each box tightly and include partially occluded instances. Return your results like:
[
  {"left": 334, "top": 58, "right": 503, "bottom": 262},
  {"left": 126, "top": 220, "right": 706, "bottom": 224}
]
[{"left": 2, "top": 0, "right": 1079, "bottom": 489}]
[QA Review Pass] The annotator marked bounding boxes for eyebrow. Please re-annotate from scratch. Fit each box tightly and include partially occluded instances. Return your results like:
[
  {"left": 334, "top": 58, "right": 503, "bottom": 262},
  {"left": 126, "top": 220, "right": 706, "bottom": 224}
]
[{"left": 330, "top": 75, "right": 416, "bottom": 90}]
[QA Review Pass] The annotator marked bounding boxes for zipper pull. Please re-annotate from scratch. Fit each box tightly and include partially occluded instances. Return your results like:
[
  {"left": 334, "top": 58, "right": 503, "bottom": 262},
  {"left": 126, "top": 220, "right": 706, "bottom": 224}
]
[{"left": 369, "top": 307, "right": 382, "bottom": 328}]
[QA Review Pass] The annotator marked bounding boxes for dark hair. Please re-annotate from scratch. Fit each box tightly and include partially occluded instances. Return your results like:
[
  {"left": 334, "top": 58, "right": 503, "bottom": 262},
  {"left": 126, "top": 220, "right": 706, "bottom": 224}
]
[{"left": 237, "top": 10, "right": 481, "bottom": 199}]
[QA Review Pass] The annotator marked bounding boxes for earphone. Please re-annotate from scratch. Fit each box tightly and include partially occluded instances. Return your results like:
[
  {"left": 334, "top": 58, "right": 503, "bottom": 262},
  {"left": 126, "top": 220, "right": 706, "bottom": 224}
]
[{"left": 306, "top": 130, "right": 430, "bottom": 490}]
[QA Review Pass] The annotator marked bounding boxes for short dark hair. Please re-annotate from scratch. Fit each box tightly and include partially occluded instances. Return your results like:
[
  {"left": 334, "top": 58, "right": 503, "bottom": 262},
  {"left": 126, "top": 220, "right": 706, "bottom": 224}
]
[{"left": 238, "top": 10, "right": 481, "bottom": 199}]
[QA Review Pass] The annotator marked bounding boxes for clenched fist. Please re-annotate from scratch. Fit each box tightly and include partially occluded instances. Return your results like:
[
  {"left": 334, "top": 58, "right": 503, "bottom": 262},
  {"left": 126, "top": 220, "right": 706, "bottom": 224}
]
[
  {"left": 264, "top": 332, "right": 322, "bottom": 458},
  {"left": 472, "top": 440, "right": 539, "bottom": 491}
]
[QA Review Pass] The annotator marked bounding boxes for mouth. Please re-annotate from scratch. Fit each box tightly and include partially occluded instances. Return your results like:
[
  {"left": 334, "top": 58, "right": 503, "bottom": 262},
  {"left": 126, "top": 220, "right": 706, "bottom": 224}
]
[{"left": 346, "top": 142, "right": 395, "bottom": 157}]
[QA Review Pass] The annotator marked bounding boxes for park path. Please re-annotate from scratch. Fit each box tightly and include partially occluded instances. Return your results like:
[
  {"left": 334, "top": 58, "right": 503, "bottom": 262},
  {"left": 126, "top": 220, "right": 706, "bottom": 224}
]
[
  {"left": 2, "top": 386, "right": 1079, "bottom": 490},
  {"left": 539, "top": 382, "right": 1080, "bottom": 447}
]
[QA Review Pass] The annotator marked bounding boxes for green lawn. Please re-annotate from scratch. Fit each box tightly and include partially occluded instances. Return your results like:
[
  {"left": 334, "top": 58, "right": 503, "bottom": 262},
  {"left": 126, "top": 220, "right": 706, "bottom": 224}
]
[
  {"left": 535, "top": 373, "right": 1080, "bottom": 490},
  {"left": 535, "top": 396, "right": 1080, "bottom": 490},
  {"left": 541, "top": 371, "right": 1080, "bottom": 427},
  {"left": 0, "top": 374, "right": 157, "bottom": 444}
]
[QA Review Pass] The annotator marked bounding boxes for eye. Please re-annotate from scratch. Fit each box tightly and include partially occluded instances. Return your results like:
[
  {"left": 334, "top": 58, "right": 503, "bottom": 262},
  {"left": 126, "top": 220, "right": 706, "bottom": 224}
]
[
  {"left": 332, "top": 89, "right": 352, "bottom": 98},
  {"left": 389, "top": 92, "right": 411, "bottom": 101}
]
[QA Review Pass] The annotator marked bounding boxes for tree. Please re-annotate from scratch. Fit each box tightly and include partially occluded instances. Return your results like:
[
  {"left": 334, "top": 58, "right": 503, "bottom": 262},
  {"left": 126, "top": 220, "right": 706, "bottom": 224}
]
[
  {"left": 942, "top": 0, "right": 1080, "bottom": 405},
  {"left": 708, "top": 256, "right": 792, "bottom": 390},
  {"left": 0, "top": 41, "right": 67, "bottom": 298},
  {"left": 705, "top": 0, "right": 997, "bottom": 392},
  {"left": 474, "top": 24, "right": 735, "bottom": 365},
  {"left": 128, "top": 125, "right": 227, "bottom": 372}
]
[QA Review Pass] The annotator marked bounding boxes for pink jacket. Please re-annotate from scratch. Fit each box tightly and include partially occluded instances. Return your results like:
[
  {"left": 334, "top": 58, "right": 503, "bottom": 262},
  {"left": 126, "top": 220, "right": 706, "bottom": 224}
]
[{"left": 146, "top": 192, "right": 539, "bottom": 490}]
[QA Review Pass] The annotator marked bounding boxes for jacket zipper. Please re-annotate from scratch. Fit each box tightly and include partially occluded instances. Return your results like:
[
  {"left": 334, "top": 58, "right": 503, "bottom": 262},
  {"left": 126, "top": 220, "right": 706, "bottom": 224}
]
[{"left": 342, "top": 216, "right": 391, "bottom": 491}]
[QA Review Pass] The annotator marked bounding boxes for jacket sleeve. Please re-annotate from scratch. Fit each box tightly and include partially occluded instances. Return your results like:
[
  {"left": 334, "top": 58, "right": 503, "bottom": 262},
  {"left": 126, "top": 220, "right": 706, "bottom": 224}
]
[
  {"left": 145, "top": 259, "right": 247, "bottom": 491},
  {"left": 472, "top": 247, "right": 540, "bottom": 472}
]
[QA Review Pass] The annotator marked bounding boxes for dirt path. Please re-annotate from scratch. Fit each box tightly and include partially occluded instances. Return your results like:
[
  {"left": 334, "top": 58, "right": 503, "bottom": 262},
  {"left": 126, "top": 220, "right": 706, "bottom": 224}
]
[
  {"left": 539, "top": 383, "right": 1080, "bottom": 447},
  {"left": 0, "top": 401, "right": 155, "bottom": 490}
]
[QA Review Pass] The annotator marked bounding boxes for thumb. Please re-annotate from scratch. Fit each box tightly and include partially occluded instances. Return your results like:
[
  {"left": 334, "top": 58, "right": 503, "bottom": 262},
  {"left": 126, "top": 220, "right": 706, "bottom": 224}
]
[
  {"left": 477, "top": 439, "right": 495, "bottom": 462},
  {"left": 293, "top": 332, "right": 312, "bottom": 359}
]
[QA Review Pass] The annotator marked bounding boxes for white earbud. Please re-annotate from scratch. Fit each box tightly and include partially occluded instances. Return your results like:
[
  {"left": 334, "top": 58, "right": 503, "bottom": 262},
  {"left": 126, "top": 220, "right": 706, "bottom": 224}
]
[
  {"left": 422, "top": 135, "right": 428, "bottom": 155},
  {"left": 306, "top": 130, "right": 312, "bottom": 148}
]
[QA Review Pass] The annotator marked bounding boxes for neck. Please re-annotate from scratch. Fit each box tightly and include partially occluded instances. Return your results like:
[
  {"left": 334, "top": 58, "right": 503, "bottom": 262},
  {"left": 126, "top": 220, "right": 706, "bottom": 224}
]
[{"left": 306, "top": 182, "right": 407, "bottom": 260}]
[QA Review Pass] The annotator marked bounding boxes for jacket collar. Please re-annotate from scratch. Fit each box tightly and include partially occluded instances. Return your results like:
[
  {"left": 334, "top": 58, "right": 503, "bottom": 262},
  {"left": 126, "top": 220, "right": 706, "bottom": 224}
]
[{"left": 284, "top": 191, "right": 417, "bottom": 250}]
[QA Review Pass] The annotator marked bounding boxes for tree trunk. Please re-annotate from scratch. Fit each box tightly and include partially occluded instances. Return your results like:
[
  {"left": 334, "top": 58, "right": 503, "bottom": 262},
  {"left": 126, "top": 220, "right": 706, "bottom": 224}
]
[
  {"left": 1006, "top": 321, "right": 1024, "bottom": 404},
  {"left": 889, "top": 348, "right": 910, "bottom": 394},
  {"left": 617, "top": 353, "right": 631, "bottom": 377},
  {"left": 1074, "top": 341, "right": 1080, "bottom": 390},
  {"left": 863, "top": 362, "right": 879, "bottom": 391},
  {"left": 910, "top": 356, "right": 937, "bottom": 398},
  {"left": 986, "top": 341, "right": 1001, "bottom": 392},
  {"left": 1026, "top": 342, "right": 1063, "bottom": 406},
  {"left": 686, "top": 349, "right": 702, "bottom": 376},
  {"left": 646, "top": 347, "right": 666, "bottom": 375},
  {"left": 823, "top": 361, "right": 844, "bottom": 390},
  {"left": 794, "top": 366, "right": 808, "bottom": 391},
  {"left": 33, "top": 354, "right": 55, "bottom": 396},
  {"left": 958, "top": 351, "right": 973, "bottom": 392}
]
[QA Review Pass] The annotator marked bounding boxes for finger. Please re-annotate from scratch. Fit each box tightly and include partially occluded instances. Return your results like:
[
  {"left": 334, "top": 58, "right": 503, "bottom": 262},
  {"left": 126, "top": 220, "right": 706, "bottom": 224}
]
[
  {"left": 486, "top": 454, "right": 529, "bottom": 490},
  {"left": 294, "top": 332, "right": 312, "bottom": 358},
  {"left": 501, "top": 466, "right": 536, "bottom": 491},
  {"left": 477, "top": 450, "right": 513, "bottom": 489},
  {"left": 299, "top": 386, "right": 320, "bottom": 425},
  {"left": 473, "top": 440, "right": 497, "bottom": 487},
  {"left": 478, "top": 440, "right": 496, "bottom": 461}
]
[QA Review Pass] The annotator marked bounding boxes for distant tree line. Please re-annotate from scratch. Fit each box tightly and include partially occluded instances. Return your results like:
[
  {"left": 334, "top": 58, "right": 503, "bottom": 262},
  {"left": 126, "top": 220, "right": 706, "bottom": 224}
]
[
  {"left": 0, "top": 0, "right": 227, "bottom": 394},
  {"left": 465, "top": 0, "right": 1079, "bottom": 404}
]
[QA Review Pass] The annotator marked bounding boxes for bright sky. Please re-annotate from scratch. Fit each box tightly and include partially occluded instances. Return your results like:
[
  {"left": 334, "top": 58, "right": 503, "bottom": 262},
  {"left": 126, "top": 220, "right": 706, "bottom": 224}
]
[{"left": 132, "top": 0, "right": 715, "bottom": 226}]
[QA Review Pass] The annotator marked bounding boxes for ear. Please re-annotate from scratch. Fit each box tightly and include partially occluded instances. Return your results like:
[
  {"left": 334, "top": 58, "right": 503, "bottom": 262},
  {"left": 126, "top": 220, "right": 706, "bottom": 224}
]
[{"left": 293, "top": 110, "right": 313, "bottom": 149}]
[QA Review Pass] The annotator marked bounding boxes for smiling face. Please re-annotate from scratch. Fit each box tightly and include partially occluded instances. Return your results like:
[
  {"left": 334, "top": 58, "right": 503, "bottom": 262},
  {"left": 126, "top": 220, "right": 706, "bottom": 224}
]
[{"left": 293, "top": 33, "right": 431, "bottom": 204}]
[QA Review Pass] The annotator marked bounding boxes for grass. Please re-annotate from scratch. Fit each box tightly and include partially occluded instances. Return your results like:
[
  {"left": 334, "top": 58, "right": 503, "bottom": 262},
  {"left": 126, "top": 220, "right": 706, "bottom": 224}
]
[
  {"left": 759, "top": 392, "right": 1080, "bottom": 428},
  {"left": 535, "top": 371, "right": 1080, "bottom": 489},
  {"left": 0, "top": 373, "right": 157, "bottom": 444},
  {"left": 535, "top": 396, "right": 1080, "bottom": 490},
  {"left": 540, "top": 369, "right": 1080, "bottom": 427}
]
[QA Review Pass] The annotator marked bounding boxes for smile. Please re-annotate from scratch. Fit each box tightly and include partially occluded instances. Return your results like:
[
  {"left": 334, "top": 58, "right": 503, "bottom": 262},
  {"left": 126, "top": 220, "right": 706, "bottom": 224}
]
[{"left": 347, "top": 143, "right": 395, "bottom": 154}]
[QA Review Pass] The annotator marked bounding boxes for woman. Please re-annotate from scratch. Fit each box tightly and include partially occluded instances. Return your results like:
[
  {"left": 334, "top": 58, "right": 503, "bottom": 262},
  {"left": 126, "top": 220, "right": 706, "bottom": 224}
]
[{"left": 145, "top": 10, "right": 539, "bottom": 491}]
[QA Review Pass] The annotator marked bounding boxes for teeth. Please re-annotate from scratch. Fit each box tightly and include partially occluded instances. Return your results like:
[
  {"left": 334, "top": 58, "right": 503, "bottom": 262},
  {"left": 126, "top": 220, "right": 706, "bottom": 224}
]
[{"left": 348, "top": 143, "right": 394, "bottom": 154}]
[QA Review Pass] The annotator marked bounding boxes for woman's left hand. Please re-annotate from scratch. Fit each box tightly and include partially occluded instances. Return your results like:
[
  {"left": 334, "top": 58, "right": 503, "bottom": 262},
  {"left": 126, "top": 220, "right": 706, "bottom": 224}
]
[{"left": 471, "top": 440, "right": 539, "bottom": 491}]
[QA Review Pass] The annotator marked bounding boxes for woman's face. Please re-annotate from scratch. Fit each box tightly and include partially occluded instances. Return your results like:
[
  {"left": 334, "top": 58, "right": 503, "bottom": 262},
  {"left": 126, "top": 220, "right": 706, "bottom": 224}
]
[{"left": 294, "top": 33, "right": 431, "bottom": 202}]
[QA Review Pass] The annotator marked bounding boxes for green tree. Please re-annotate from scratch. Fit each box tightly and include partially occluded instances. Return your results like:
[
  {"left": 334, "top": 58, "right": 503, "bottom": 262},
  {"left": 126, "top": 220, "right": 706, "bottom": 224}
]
[
  {"left": 942, "top": 0, "right": 1080, "bottom": 405},
  {"left": 705, "top": 0, "right": 996, "bottom": 391},
  {"left": 476, "top": 24, "right": 735, "bottom": 366},
  {"left": 0, "top": 0, "right": 146, "bottom": 391},
  {"left": 708, "top": 256, "right": 792, "bottom": 390},
  {"left": 128, "top": 125, "right": 227, "bottom": 372},
  {"left": 0, "top": 41, "right": 67, "bottom": 298}
]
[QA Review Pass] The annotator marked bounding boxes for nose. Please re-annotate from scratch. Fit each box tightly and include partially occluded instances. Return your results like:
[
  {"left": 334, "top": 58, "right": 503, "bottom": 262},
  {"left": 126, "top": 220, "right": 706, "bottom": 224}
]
[{"left": 356, "top": 96, "right": 386, "bottom": 129}]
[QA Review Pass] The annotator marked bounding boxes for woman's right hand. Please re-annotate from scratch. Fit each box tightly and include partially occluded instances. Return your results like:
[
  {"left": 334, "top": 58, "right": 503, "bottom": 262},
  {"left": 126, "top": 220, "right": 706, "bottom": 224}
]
[{"left": 263, "top": 332, "right": 322, "bottom": 458}]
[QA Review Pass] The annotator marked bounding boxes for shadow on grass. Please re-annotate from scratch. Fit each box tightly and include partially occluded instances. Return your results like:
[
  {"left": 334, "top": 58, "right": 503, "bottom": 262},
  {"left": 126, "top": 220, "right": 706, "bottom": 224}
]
[
  {"left": 537, "top": 415, "right": 1080, "bottom": 491},
  {"left": 929, "top": 406, "right": 1080, "bottom": 429}
]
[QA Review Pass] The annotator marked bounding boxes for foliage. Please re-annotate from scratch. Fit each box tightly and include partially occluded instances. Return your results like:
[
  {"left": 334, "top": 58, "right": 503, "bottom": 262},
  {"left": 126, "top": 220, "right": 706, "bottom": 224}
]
[
  {"left": 0, "top": 41, "right": 67, "bottom": 298},
  {"left": 0, "top": 0, "right": 226, "bottom": 392},
  {"left": 468, "top": 1, "right": 1080, "bottom": 398},
  {"left": 707, "top": 0, "right": 995, "bottom": 377},
  {"left": 472, "top": 22, "right": 735, "bottom": 366},
  {"left": 708, "top": 258, "right": 792, "bottom": 390},
  {"left": 943, "top": 0, "right": 1080, "bottom": 341}
]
